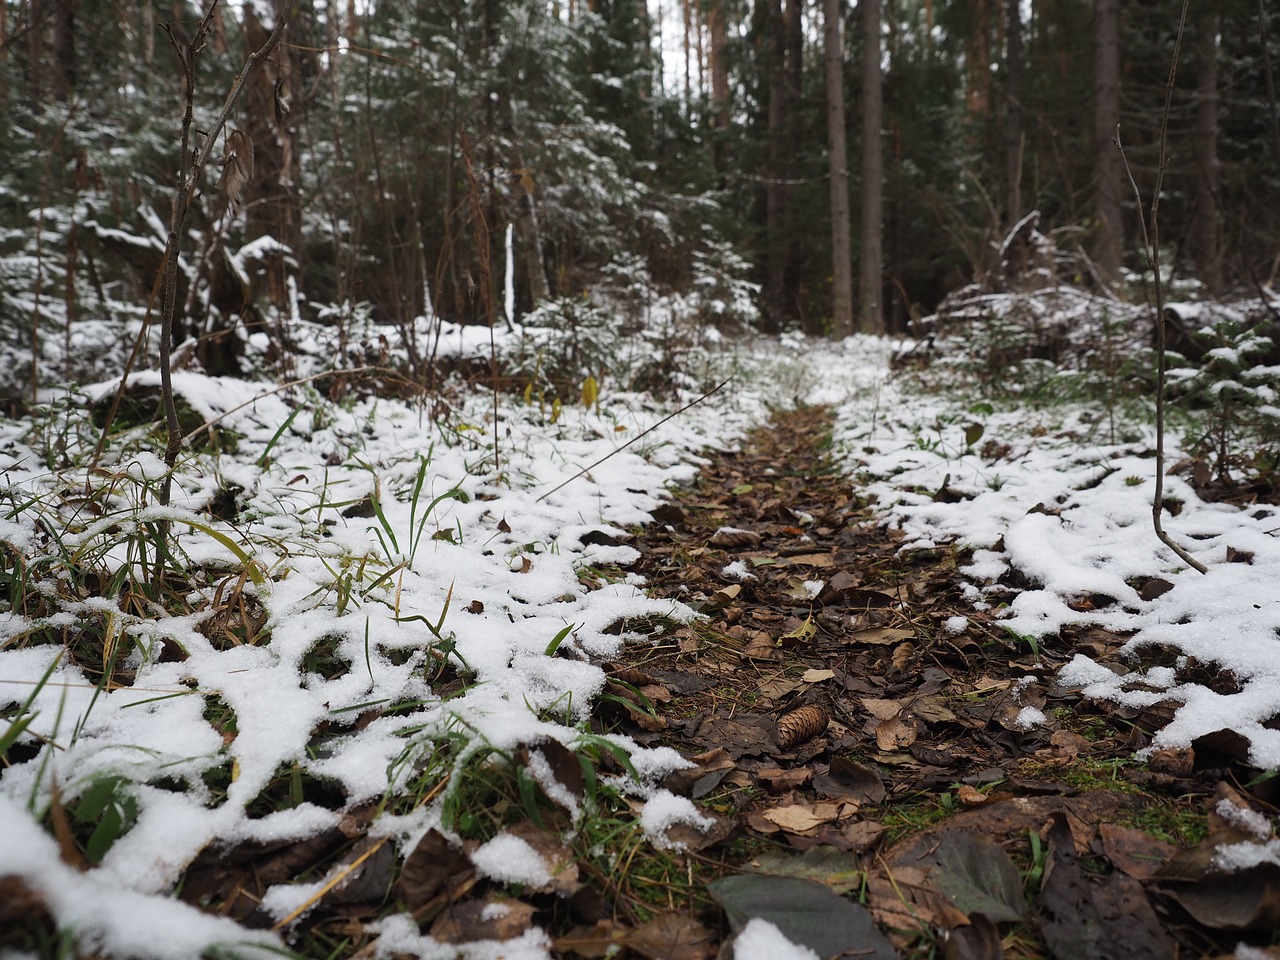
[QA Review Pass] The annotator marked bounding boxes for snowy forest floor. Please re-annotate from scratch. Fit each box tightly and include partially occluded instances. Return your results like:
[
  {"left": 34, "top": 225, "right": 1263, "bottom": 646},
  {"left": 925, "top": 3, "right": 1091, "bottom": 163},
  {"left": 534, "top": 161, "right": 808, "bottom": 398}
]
[{"left": 5, "top": 323, "right": 1280, "bottom": 960}]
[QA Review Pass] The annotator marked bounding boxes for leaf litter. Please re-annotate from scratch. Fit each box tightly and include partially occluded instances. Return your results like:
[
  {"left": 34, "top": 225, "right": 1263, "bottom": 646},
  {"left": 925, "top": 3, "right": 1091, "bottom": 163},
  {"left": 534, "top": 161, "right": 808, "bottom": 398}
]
[{"left": 616, "top": 400, "right": 1280, "bottom": 959}]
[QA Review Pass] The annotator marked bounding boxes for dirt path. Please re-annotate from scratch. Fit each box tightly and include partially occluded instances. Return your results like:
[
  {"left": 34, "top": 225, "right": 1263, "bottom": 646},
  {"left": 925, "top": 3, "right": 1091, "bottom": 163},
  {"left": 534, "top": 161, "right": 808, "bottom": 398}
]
[{"left": 601, "top": 405, "right": 1271, "bottom": 959}]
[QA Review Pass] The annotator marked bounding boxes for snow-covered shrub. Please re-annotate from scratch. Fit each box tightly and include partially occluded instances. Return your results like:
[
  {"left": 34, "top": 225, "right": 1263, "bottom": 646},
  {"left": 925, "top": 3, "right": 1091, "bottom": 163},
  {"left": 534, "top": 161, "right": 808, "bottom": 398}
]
[
  {"left": 1167, "top": 303, "right": 1280, "bottom": 488},
  {"left": 501, "top": 296, "right": 628, "bottom": 405},
  {"left": 689, "top": 240, "right": 760, "bottom": 331}
]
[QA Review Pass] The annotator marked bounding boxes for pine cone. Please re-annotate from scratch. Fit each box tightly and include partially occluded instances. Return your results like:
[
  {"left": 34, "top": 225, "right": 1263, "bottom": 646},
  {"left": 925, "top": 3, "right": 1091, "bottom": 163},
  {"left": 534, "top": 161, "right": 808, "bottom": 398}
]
[{"left": 775, "top": 704, "right": 830, "bottom": 751}]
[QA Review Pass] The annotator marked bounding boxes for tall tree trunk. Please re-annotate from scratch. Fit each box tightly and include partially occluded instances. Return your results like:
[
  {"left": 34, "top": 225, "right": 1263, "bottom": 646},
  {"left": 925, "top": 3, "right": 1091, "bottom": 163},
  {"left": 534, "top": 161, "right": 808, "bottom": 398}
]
[
  {"left": 1093, "top": 0, "right": 1123, "bottom": 286},
  {"left": 708, "top": 0, "right": 730, "bottom": 172},
  {"left": 783, "top": 0, "right": 803, "bottom": 326},
  {"left": 823, "top": 0, "right": 853, "bottom": 338},
  {"left": 858, "top": 0, "right": 884, "bottom": 335},
  {"left": 764, "top": 0, "right": 788, "bottom": 333},
  {"left": 965, "top": 0, "right": 991, "bottom": 120},
  {"left": 26, "top": 0, "right": 44, "bottom": 111},
  {"left": 201, "top": 0, "right": 305, "bottom": 376},
  {"left": 52, "top": 0, "right": 74, "bottom": 102},
  {"left": 1190, "top": 11, "right": 1220, "bottom": 292},
  {"left": 1005, "top": 0, "right": 1023, "bottom": 228}
]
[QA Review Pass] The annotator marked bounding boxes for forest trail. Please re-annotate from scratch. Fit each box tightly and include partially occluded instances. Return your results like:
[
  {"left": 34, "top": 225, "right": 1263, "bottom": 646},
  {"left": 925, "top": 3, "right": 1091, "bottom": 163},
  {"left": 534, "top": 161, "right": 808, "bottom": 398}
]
[{"left": 600, "top": 405, "right": 1261, "bottom": 959}]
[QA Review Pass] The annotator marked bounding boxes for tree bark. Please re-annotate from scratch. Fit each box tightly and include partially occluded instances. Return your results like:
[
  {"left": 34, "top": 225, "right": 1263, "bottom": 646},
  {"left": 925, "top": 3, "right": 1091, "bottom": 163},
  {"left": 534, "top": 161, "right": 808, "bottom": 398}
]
[
  {"left": 708, "top": 0, "right": 730, "bottom": 172},
  {"left": 25, "top": 0, "right": 44, "bottom": 111},
  {"left": 1004, "top": 0, "right": 1023, "bottom": 228},
  {"left": 824, "top": 0, "right": 853, "bottom": 338},
  {"left": 784, "top": 0, "right": 803, "bottom": 322},
  {"left": 52, "top": 0, "right": 74, "bottom": 102},
  {"left": 764, "top": 0, "right": 788, "bottom": 333},
  {"left": 1093, "top": 0, "right": 1123, "bottom": 286},
  {"left": 1189, "top": 11, "right": 1220, "bottom": 292},
  {"left": 858, "top": 0, "right": 884, "bottom": 335},
  {"left": 225, "top": 0, "right": 304, "bottom": 372}
]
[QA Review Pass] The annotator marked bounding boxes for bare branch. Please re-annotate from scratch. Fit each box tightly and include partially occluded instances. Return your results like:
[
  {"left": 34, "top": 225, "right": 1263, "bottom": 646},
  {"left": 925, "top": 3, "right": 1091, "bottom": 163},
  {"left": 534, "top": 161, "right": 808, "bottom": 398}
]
[{"left": 1116, "top": 0, "right": 1207, "bottom": 576}]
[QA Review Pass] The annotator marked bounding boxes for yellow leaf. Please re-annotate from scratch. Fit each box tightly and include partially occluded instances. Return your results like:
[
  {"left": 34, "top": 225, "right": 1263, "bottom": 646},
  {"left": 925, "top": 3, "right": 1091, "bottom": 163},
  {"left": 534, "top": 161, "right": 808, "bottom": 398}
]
[
  {"left": 581, "top": 375, "right": 599, "bottom": 408},
  {"left": 781, "top": 613, "right": 817, "bottom": 642}
]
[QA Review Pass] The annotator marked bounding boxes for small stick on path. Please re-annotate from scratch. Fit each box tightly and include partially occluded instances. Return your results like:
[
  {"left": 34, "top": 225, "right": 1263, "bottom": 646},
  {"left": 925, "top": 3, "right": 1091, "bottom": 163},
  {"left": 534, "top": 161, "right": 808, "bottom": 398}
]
[{"left": 536, "top": 378, "right": 732, "bottom": 504}]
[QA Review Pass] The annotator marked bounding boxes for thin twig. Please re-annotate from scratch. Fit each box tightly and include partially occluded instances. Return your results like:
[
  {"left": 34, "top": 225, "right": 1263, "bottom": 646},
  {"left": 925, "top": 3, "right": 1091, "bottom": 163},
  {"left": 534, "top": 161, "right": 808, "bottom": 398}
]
[
  {"left": 1115, "top": 0, "right": 1207, "bottom": 576},
  {"left": 181, "top": 366, "right": 377, "bottom": 445},
  {"left": 536, "top": 378, "right": 732, "bottom": 504}
]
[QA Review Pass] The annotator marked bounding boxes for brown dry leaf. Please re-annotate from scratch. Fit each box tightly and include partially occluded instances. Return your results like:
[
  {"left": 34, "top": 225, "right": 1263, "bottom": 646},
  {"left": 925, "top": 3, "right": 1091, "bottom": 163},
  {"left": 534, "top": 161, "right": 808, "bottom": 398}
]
[
  {"left": 851, "top": 627, "right": 915, "bottom": 646},
  {"left": 843, "top": 819, "right": 889, "bottom": 852},
  {"left": 816, "top": 569, "right": 860, "bottom": 604},
  {"left": 687, "top": 712, "right": 773, "bottom": 759},
  {"left": 776, "top": 552, "right": 835, "bottom": 568},
  {"left": 662, "top": 747, "right": 736, "bottom": 797},
  {"left": 525, "top": 738, "right": 585, "bottom": 811},
  {"left": 710, "top": 527, "right": 762, "bottom": 549},
  {"left": 861, "top": 697, "right": 904, "bottom": 721},
  {"left": 801, "top": 668, "right": 835, "bottom": 683},
  {"left": 1099, "top": 823, "right": 1176, "bottom": 880},
  {"left": 221, "top": 128, "right": 254, "bottom": 213},
  {"left": 955, "top": 784, "right": 991, "bottom": 806},
  {"left": 396, "top": 828, "right": 473, "bottom": 912},
  {"left": 625, "top": 912, "right": 717, "bottom": 960},
  {"left": 969, "top": 676, "right": 1013, "bottom": 694},
  {"left": 763, "top": 803, "right": 840, "bottom": 833},
  {"left": 875, "top": 715, "right": 919, "bottom": 751},
  {"left": 554, "top": 920, "right": 630, "bottom": 959},
  {"left": 1146, "top": 746, "right": 1194, "bottom": 775},
  {"left": 746, "top": 809, "right": 782, "bottom": 834},
  {"left": 834, "top": 586, "right": 899, "bottom": 609},
  {"left": 783, "top": 578, "right": 821, "bottom": 599},
  {"left": 867, "top": 865, "right": 969, "bottom": 940},
  {"left": 741, "top": 631, "right": 780, "bottom": 661},
  {"left": 705, "top": 583, "right": 742, "bottom": 609},
  {"left": 947, "top": 912, "right": 1004, "bottom": 960},
  {"left": 1041, "top": 813, "right": 1176, "bottom": 957},
  {"left": 759, "top": 676, "right": 803, "bottom": 700},
  {"left": 814, "top": 756, "right": 885, "bottom": 804},
  {"left": 429, "top": 895, "right": 536, "bottom": 943},
  {"left": 755, "top": 765, "right": 813, "bottom": 791},
  {"left": 911, "top": 696, "right": 957, "bottom": 725}
]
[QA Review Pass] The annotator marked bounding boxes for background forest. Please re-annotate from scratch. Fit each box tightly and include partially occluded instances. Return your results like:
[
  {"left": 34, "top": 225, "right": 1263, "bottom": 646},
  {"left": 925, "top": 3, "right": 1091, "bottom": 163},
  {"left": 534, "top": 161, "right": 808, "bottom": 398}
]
[{"left": 2, "top": 0, "right": 1279, "bottom": 402}]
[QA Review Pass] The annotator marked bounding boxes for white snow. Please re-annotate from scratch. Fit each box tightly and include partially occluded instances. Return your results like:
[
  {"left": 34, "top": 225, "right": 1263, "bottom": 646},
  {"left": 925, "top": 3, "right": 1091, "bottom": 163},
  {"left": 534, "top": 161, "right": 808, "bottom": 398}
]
[
  {"left": 733, "top": 917, "right": 820, "bottom": 960},
  {"left": 1013, "top": 706, "right": 1047, "bottom": 730},
  {"left": 470, "top": 834, "right": 553, "bottom": 887},
  {"left": 639, "top": 789, "right": 716, "bottom": 850}
]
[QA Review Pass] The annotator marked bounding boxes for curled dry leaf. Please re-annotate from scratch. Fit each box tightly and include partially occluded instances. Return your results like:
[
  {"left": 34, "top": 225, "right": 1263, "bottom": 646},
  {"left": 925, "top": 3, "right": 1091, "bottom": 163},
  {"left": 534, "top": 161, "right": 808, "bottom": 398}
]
[
  {"left": 776, "top": 704, "right": 829, "bottom": 750},
  {"left": 709, "top": 527, "right": 761, "bottom": 549},
  {"left": 705, "top": 582, "right": 742, "bottom": 610},
  {"left": 221, "top": 128, "right": 254, "bottom": 213}
]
